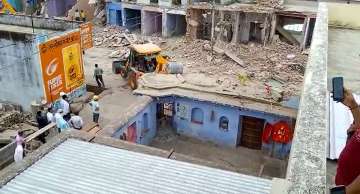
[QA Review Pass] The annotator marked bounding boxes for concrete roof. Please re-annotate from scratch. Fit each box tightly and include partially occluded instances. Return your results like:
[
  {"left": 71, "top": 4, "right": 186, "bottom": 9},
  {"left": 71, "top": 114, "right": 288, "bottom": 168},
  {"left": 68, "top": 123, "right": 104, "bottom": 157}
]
[
  {"left": 135, "top": 74, "right": 297, "bottom": 118},
  {"left": 98, "top": 95, "right": 153, "bottom": 137},
  {"left": 0, "top": 139, "right": 273, "bottom": 194}
]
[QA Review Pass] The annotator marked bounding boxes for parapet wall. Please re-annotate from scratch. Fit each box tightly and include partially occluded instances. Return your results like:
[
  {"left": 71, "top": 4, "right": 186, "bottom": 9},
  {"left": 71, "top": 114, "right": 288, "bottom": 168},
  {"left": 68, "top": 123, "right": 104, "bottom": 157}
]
[
  {"left": 286, "top": 2, "right": 328, "bottom": 193},
  {"left": 0, "top": 14, "right": 79, "bottom": 31}
]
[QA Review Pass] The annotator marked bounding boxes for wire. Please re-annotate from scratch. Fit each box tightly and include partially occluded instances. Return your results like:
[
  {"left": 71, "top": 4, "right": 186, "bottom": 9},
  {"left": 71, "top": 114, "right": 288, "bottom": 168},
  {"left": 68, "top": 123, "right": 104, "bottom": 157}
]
[{"left": 0, "top": 30, "right": 63, "bottom": 50}]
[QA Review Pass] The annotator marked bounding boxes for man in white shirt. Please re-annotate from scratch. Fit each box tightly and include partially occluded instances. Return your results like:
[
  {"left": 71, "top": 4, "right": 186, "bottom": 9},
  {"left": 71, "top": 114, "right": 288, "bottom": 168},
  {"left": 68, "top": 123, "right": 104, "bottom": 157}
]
[
  {"left": 46, "top": 107, "right": 55, "bottom": 123},
  {"left": 59, "top": 92, "right": 71, "bottom": 121},
  {"left": 69, "top": 112, "right": 84, "bottom": 130},
  {"left": 89, "top": 95, "right": 100, "bottom": 123}
]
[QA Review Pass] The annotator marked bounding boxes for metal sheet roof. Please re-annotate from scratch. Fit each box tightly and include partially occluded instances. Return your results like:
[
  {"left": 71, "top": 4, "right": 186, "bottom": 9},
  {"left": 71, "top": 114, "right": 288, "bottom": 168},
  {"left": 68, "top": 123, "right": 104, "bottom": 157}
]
[{"left": 0, "top": 139, "right": 272, "bottom": 194}]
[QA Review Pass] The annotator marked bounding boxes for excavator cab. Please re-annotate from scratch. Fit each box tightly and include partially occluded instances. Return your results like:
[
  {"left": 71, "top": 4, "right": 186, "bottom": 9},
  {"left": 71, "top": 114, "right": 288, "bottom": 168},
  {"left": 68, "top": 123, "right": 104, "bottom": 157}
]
[{"left": 117, "top": 43, "right": 168, "bottom": 89}]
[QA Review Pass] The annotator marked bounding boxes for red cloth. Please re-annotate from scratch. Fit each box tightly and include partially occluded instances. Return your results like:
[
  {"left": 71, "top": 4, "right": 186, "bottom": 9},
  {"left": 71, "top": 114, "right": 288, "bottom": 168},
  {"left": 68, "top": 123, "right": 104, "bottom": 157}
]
[
  {"left": 336, "top": 130, "right": 360, "bottom": 186},
  {"left": 262, "top": 123, "right": 273, "bottom": 144},
  {"left": 271, "top": 121, "right": 292, "bottom": 143},
  {"left": 127, "top": 123, "right": 137, "bottom": 143}
]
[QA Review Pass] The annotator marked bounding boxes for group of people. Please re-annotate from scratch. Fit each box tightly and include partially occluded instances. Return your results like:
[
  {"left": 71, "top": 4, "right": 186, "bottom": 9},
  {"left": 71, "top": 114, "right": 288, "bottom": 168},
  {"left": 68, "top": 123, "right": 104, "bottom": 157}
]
[{"left": 74, "top": 9, "right": 87, "bottom": 22}]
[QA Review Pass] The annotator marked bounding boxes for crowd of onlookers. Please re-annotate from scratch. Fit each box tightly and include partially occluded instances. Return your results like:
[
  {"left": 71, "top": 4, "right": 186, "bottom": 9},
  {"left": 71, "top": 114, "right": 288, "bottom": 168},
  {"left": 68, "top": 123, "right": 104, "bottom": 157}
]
[{"left": 14, "top": 92, "right": 100, "bottom": 163}]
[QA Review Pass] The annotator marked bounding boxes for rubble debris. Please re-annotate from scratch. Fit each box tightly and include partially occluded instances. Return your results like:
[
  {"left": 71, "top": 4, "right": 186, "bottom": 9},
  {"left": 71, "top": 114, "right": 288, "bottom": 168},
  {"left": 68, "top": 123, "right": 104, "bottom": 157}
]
[
  {"left": 0, "top": 112, "right": 32, "bottom": 131},
  {"left": 224, "top": 50, "right": 245, "bottom": 67},
  {"left": 276, "top": 25, "right": 300, "bottom": 45},
  {"left": 256, "top": 0, "right": 283, "bottom": 8}
]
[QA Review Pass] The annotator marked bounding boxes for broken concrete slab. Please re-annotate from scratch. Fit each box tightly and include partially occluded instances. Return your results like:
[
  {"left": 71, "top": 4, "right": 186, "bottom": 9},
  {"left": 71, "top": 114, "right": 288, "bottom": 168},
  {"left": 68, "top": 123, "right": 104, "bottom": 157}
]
[
  {"left": 224, "top": 50, "right": 245, "bottom": 67},
  {"left": 276, "top": 25, "right": 300, "bottom": 45}
]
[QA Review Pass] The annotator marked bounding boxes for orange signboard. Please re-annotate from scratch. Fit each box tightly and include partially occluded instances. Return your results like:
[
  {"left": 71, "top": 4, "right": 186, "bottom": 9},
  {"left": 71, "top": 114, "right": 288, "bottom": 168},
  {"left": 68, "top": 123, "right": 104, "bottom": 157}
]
[
  {"left": 39, "top": 31, "right": 85, "bottom": 103},
  {"left": 80, "top": 22, "right": 93, "bottom": 50}
]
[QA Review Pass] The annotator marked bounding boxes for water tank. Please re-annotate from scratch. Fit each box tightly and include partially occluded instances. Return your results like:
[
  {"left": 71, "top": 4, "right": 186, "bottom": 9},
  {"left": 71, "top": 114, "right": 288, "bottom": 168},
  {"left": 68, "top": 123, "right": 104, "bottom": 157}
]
[{"left": 166, "top": 63, "right": 183, "bottom": 74}]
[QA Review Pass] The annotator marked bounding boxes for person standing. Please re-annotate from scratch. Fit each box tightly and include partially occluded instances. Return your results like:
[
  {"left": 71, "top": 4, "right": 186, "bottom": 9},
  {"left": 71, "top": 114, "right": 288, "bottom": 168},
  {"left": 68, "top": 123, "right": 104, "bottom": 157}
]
[
  {"left": 60, "top": 92, "right": 71, "bottom": 121},
  {"left": 54, "top": 109, "right": 70, "bottom": 133},
  {"left": 80, "top": 10, "right": 86, "bottom": 22},
  {"left": 36, "top": 110, "right": 49, "bottom": 143},
  {"left": 94, "top": 64, "right": 105, "bottom": 88},
  {"left": 14, "top": 131, "right": 25, "bottom": 163},
  {"left": 46, "top": 107, "right": 55, "bottom": 123},
  {"left": 74, "top": 9, "right": 80, "bottom": 21},
  {"left": 69, "top": 112, "right": 84, "bottom": 130},
  {"left": 89, "top": 96, "right": 100, "bottom": 123}
]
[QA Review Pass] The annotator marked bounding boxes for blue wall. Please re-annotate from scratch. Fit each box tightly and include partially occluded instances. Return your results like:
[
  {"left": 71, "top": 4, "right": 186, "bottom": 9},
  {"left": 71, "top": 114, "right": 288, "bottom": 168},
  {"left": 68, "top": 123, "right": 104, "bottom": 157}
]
[
  {"left": 173, "top": 97, "right": 291, "bottom": 147},
  {"left": 106, "top": 2, "right": 122, "bottom": 26},
  {"left": 112, "top": 102, "right": 157, "bottom": 145}
]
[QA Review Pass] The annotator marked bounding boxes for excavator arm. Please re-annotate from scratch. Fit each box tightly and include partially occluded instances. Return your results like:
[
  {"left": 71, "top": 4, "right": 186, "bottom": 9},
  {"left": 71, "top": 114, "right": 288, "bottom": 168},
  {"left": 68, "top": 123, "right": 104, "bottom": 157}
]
[
  {"left": 0, "top": 0, "right": 16, "bottom": 14},
  {"left": 155, "top": 55, "right": 168, "bottom": 73}
]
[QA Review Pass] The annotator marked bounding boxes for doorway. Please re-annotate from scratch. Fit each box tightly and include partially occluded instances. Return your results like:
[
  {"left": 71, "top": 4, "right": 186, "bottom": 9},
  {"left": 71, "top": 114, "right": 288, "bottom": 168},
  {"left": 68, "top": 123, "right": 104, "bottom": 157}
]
[{"left": 240, "top": 116, "right": 265, "bottom": 150}]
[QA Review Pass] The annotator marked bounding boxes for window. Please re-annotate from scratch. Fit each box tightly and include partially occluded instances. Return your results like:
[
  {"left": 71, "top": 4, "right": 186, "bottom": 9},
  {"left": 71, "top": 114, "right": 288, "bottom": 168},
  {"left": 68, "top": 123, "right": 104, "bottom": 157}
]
[
  {"left": 219, "top": 116, "right": 229, "bottom": 131},
  {"left": 191, "top": 108, "right": 204, "bottom": 124}
]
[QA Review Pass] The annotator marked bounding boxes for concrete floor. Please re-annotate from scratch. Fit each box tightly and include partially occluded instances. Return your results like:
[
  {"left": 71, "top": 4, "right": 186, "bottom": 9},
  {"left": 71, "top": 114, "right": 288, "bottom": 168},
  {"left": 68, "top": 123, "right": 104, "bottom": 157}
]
[
  {"left": 149, "top": 126, "right": 288, "bottom": 179},
  {"left": 80, "top": 47, "right": 140, "bottom": 128}
]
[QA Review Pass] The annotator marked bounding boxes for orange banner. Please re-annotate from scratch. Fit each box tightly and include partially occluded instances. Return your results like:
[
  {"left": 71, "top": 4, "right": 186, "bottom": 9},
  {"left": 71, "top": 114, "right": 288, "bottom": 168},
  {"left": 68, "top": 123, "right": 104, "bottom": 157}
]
[
  {"left": 80, "top": 22, "right": 93, "bottom": 50},
  {"left": 39, "top": 31, "right": 85, "bottom": 103}
]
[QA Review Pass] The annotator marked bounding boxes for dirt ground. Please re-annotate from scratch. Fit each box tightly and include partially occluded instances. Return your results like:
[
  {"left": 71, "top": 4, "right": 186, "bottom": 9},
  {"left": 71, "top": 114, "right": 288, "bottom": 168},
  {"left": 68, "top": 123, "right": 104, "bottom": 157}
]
[
  {"left": 80, "top": 47, "right": 140, "bottom": 127},
  {"left": 149, "top": 125, "right": 288, "bottom": 179}
]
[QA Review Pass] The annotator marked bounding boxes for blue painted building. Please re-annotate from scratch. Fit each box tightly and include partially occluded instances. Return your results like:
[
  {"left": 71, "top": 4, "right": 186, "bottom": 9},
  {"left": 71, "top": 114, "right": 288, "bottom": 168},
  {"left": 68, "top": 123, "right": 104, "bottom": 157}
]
[
  {"left": 102, "top": 88, "right": 296, "bottom": 159},
  {"left": 106, "top": 2, "right": 122, "bottom": 26}
]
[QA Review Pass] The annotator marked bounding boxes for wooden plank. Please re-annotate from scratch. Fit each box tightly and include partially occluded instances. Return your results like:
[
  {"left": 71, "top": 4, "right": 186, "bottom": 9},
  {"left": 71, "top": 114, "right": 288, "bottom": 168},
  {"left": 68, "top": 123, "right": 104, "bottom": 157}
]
[
  {"left": 25, "top": 123, "right": 56, "bottom": 143},
  {"left": 88, "top": 126, "right": 102, "bottom": 135},
  {"left": 81, "top": 122, "right": 98, "bottom": 132}
]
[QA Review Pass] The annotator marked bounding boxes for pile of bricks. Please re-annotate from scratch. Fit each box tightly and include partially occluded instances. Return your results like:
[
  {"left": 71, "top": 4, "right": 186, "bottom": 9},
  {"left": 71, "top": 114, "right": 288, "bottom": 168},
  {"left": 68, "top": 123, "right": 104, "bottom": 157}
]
[{"left": 256, "top": 0, "right": 283, "bottom": 8}]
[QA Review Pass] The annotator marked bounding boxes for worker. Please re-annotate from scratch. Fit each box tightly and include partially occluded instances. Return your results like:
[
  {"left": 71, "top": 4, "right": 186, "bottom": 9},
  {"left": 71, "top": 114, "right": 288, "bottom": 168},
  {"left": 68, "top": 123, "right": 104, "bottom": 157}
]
[
  {"left": 74, "top": 9, "right": 80, "bottom": 21},
  {"left": 80, "top": 10, "right": 86, "bottom": 22},
  {"left": 333, "top": 88, "right": 360, "bottom": 194},
  {"left": 36, "top": 110, "right": 48, "bottom": 143},
  {"left": 46, "top": 107, "right": 55, "bottom": 123},
  {"left": 89, "top": 95, "right": 100, "bottom": 123},
  {"left": 69, "top": 112, "right": 84, "bottom": 130},
  {"left": 59, "top": 92, "right": 71, "bottom": 121},
  {"left": 94, "top": 64, "right": 105, "bottom": 88},
  {"left": 14, "top": 130, "right": 25, "bottom": 163},
  {"left": 54, "top": 109, "right": 70, "bottom": 133}
]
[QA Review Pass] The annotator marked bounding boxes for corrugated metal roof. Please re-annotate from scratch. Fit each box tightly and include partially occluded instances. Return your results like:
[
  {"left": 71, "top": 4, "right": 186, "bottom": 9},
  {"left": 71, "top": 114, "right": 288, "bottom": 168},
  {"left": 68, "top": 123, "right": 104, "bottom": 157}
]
[{"left": 0, "top": 139, "right": 272, "bottom": 194}]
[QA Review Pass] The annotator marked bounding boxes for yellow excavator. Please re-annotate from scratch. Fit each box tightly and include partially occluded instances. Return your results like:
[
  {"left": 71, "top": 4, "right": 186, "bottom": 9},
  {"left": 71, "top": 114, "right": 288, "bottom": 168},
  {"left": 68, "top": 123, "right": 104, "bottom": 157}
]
[
  {"left": 113, "top": 43, "right": 183, "bottom": 90},
  {"left": 0, "top": 0, "right": 16, "bottom": 14}
]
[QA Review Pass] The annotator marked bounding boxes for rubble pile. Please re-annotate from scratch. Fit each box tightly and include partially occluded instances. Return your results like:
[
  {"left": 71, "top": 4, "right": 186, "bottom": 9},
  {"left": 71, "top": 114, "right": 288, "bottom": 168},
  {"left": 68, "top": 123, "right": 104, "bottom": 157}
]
[
  {"left": 167, "top": 37, "right": 307, "bottom": 99},
  {"left": 256, "top": 0, "right": 283, "bottom": 8},
  {"left": 0, "top": 111, "right": 32, "bottom": 131}
]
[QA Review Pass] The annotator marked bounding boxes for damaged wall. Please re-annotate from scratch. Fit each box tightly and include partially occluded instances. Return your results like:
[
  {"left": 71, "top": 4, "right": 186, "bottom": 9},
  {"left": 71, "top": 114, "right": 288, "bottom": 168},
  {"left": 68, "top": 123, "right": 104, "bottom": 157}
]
[
  {"left": 142, "top": 10, "right": 162, "bottom": 35},
  {"left": 0, "top": 31, "right": 44, "bottom": 111},
  {"left": 187, "top": 8, "right": 275, "bottom": 44},
  {"left": 112, "top": 102, "right": 157, "bottom": 145}
]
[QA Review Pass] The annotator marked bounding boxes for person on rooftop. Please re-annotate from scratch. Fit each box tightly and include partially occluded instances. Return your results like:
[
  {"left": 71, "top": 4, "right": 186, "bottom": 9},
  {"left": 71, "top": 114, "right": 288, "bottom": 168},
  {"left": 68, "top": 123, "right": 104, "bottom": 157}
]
[
  {"left": 74, "top": 9, "right": 80, "bottom": 21},
  {"left": 14, "top": 130, "right": 25, "bottom": 163},
  {"left": 80, "top": 10, "right": 86, "bottom": 22},
  {"left": 54, "top": 109, "right": 70, "bottom": 133},
  {"left": 89, "top": 95, "right": 100, "bottom": 124},
  {"left": 59, "top": 92, "right": 71, "bottom": 121},
  {"left": 334, "top": 88, "right": 360, "bottom": 194},
  {"left": 69, "top": 112, "right": 84, "bottom": 130}
]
